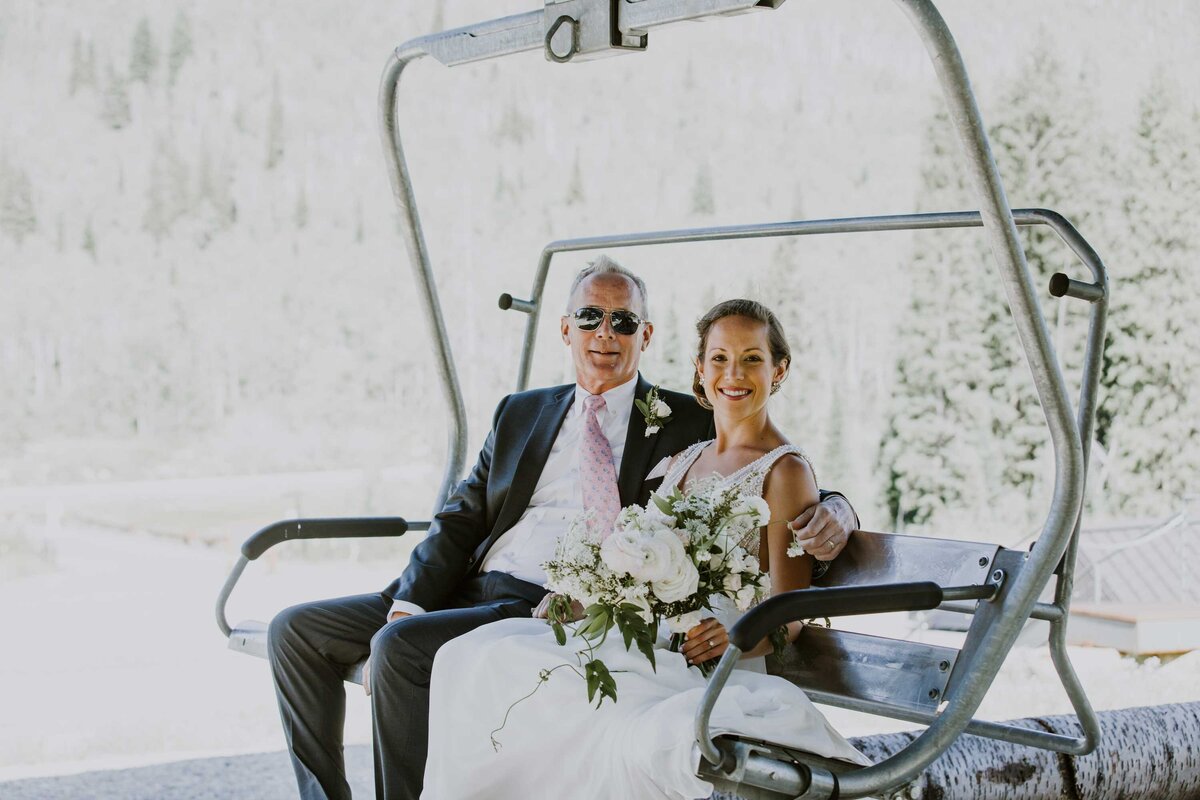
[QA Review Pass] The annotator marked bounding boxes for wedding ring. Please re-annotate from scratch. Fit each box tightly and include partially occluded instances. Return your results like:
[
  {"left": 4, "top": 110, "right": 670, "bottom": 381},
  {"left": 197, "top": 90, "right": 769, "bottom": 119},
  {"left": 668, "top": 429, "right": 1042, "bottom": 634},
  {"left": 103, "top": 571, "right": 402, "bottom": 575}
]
[{"left": 708, "top": 639, "right": 715, "bottom": 648}]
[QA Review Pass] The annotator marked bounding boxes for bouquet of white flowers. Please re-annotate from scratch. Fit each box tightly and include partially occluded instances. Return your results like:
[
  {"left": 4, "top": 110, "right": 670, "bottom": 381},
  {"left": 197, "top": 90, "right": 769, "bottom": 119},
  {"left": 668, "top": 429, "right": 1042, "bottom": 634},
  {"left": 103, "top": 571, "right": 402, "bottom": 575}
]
[{"left": 541, "top": 476, "right": 779, "bottom": 706}]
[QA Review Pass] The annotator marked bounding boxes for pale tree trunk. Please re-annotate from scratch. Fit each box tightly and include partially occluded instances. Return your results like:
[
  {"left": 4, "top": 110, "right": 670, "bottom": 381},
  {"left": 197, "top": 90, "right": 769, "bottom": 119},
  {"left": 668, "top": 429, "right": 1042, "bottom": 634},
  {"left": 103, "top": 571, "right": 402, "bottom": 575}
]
[
  {"left": 848, "top": 702, "right": 1200, "bottom": 800},
  {"left": 713, "top": 702, "right": 1200, "bottom": 800}
]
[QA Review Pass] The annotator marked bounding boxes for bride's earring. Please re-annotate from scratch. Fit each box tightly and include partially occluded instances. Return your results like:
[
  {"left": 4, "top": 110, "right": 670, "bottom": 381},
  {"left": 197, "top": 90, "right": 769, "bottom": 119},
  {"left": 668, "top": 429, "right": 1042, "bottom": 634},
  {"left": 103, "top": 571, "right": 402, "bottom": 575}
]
[
  {"left": 694, "top": 370, "right": 713, "bottom": 411},
  {"left": 770, "top": 381, "right": 781, "bottom": 395}
]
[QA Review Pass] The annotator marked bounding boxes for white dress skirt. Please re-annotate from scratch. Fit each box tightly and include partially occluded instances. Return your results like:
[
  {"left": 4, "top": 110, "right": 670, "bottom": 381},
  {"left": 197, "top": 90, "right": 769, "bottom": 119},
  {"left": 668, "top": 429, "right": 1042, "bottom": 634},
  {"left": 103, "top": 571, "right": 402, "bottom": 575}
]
[{"left": 421, "top": 444, "right": 870, "bottom": 799}]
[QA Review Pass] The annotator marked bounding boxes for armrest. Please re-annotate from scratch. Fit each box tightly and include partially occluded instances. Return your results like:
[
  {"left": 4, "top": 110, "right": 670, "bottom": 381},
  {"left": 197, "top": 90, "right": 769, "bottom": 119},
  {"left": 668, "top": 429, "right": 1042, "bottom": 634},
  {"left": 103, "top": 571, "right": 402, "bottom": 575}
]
[
  {"left": 217, "top": 516, "right": 430, "bottom": 637},
  {"left": 728, "top": 582, "right": 945, "bottom": 651},
  {"left": 241, "top": 517, "right": 425, "bottom": 560}
]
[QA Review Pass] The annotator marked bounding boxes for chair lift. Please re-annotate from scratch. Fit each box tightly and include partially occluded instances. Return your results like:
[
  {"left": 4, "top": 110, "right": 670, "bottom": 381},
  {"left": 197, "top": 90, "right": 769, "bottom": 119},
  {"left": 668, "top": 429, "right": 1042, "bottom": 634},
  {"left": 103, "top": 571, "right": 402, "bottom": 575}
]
[{"left": 215, "top": 2, "right": 1110, "bottom": 797}]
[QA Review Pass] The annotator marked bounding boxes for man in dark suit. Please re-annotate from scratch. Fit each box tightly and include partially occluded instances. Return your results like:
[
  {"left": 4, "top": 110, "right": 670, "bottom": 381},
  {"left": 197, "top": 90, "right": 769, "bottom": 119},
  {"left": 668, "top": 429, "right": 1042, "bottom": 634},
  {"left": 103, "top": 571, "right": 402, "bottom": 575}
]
[{"left": 267, "top": 257, "right": 857, "bottom": 800}]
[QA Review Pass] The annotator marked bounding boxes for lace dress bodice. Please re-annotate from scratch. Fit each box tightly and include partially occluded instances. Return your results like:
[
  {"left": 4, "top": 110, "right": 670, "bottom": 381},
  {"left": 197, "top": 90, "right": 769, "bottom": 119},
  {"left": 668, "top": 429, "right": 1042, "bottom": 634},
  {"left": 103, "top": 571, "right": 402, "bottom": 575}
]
[
  {"left": 660, "top": 439, "right": 812, "bottom": 557},
  {"left": 661, "top": 439, "right": 812, "bottom": 496}
]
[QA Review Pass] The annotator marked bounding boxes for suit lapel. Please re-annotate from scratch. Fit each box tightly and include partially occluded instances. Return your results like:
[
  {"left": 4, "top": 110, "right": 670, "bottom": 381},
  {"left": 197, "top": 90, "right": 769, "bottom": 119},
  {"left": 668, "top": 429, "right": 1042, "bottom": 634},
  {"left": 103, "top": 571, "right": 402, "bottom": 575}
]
[
  {"left": 617, "top": 376, "right": 656, "bottom": 506},
  {"left": 492, "top": 386, "right": 575, "bottom": 537}
]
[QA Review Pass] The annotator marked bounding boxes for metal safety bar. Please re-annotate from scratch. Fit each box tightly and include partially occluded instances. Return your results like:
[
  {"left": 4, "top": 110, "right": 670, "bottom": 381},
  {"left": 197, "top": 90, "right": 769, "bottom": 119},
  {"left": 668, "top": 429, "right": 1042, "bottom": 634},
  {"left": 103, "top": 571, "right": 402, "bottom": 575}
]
[
  {"left": 215, "top": 517, "right": 428, "bottom": 637},
  {"left": 377, "top": 1, "right": 1102, "bottom": 795}
]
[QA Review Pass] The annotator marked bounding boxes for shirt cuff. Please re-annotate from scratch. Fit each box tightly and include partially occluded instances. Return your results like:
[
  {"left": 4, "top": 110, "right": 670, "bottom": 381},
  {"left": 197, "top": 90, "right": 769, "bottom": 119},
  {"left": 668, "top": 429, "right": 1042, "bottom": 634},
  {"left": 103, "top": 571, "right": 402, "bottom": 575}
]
[{"left": 388, "top": 600, "right": 426, "bottom": 618}]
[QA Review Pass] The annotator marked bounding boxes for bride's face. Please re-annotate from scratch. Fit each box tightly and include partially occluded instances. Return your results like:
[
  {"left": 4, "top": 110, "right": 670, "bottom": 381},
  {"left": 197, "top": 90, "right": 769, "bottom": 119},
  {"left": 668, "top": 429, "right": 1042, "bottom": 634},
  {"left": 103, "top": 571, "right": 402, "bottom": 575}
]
[{"left": 696, "top": 316, "right": 788, "bottom": 420}]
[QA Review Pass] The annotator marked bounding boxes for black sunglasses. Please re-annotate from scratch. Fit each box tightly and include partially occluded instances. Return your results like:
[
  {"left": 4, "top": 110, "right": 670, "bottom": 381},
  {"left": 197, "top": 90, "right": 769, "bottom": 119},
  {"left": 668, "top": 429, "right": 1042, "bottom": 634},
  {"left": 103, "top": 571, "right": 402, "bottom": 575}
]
[{"left": 569, "top": 306, "right": 645, "bottom": 336}]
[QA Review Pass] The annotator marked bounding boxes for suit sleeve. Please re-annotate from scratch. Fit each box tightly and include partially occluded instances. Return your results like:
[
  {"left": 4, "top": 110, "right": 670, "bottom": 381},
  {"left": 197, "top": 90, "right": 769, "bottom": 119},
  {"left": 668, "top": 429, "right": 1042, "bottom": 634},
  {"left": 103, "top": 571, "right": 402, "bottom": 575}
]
[{"left": 381, "top": 395, "right": 509, "bottom": 612}]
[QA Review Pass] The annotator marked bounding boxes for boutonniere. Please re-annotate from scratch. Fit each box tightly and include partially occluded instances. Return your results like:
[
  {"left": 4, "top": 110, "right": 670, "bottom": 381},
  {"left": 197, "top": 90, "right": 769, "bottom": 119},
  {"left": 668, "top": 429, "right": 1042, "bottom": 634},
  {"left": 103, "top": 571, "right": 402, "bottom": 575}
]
[{"left": 635, "top": 385, "right": 672, "bottom": 437}]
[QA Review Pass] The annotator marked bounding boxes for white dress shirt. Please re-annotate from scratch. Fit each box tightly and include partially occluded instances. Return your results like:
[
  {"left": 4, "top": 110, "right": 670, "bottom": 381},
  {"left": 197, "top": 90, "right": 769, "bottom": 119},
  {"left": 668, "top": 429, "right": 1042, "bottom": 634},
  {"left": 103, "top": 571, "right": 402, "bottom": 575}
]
[{"left": 389, "top": 377, "right": 638, "bottom": 618}]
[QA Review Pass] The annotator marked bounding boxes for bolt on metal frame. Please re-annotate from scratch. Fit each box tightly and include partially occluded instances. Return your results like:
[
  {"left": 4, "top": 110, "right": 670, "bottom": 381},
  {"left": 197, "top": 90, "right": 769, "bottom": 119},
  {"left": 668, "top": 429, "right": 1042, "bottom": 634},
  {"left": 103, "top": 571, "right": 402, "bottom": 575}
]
[{"left": 376, "top": 1, "right": 1107, "bottom": 796}]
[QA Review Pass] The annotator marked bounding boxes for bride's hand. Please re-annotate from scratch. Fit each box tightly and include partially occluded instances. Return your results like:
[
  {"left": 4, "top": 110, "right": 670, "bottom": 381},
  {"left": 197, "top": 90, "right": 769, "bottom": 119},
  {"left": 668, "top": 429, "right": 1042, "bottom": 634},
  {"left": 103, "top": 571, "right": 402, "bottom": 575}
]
[
  {"left": 682, "top": 618, "right": 728, "bottom": 665},
  {"left": 532, "top": 593, "right": 584, "bottom": 621}
]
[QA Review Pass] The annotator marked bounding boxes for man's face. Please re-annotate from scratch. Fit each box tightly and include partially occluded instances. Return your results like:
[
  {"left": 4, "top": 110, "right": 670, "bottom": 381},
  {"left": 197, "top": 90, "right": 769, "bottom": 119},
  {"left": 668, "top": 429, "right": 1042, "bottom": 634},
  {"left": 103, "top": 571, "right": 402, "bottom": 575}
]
[{"left": 561, "top": 274, "right": 653, "bottom": 395}]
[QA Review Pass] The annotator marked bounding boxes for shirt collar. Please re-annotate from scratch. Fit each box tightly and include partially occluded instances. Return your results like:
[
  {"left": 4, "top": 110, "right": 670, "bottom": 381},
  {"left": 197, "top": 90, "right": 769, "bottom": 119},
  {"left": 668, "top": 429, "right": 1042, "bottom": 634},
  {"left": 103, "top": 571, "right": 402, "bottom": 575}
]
[{"left": 573, "top": 375, "right": 639, "bottom": 418}]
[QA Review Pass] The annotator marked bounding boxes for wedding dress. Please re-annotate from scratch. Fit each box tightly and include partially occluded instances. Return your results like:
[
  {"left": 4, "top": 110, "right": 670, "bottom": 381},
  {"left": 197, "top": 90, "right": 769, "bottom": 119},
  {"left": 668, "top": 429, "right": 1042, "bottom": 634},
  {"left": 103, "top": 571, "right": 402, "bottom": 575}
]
[{"left": 421, "top": 442, "right": 869, "bottom": 800}]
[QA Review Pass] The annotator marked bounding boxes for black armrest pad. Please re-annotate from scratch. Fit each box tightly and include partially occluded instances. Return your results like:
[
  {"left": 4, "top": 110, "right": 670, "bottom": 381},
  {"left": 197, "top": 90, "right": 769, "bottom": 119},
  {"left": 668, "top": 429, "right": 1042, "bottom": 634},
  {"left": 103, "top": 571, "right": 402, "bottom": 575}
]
[
  {"left": 241, "top": 517, "right": 415, "bottom": 561},
  {"left": 729, "top": 582, "right": 944, "bottom": 651}
]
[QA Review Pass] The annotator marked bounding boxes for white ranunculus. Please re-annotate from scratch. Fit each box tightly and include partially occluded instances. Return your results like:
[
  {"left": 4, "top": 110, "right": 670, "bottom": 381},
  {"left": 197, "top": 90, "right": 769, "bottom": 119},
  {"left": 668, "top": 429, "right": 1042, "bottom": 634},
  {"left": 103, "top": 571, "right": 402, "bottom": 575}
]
[
  {"left": 723, "top": 572, "right": 743, "bottom": 592},
  {"left": 667, "top": 610, "right": 703, "bottom": 634},
  {"left": 735, "top": 584, "right": 758, "bottom": 611},
  {"left": 600, "top": 528, "right": 678, "bottom": 583},
  {"left": 651, "top": 398, "right": 671, "bottom": 417},
  {"left": 651, "top": 537, "right": 700, "bottom": 603}
]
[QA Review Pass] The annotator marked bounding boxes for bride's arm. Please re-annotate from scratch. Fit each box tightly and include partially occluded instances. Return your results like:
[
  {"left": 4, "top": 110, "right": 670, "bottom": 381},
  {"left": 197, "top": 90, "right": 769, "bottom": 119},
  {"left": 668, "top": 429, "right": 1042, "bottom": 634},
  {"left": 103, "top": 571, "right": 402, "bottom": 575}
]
[{"left": 740, "top": 453, "right": 818, "bottom": 660}]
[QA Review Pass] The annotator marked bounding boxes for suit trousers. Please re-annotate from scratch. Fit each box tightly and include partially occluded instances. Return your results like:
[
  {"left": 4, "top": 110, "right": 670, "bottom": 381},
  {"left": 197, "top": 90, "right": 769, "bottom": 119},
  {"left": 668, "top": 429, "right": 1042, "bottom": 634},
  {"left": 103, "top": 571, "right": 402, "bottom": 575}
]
[{"left": 267, "top": 572, "right": 548, "bottom": 800}]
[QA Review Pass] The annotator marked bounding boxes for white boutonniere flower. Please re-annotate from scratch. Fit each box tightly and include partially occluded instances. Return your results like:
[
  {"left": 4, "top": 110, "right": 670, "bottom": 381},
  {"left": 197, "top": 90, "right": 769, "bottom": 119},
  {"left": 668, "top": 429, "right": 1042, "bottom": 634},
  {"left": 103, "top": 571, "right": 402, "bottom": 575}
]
[{"left": 635, "top": 385, "right": 672, "bottom": 437}]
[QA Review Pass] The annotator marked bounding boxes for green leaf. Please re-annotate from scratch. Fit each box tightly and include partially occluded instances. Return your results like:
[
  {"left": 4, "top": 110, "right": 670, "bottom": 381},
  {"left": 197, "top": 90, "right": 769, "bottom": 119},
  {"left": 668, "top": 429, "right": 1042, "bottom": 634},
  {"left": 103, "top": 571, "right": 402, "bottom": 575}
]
[
  {"left": 634, "top": 398, "right": 649, "bottom": 416},
  {"left": 636, "top": 635, "right": 657, "bottom": 672},
  {"left": 652, "top": 493, "right": 674, "bottom": 516},
  {"left": 551, "top": 620, "right": 566, "bottom": 647}
]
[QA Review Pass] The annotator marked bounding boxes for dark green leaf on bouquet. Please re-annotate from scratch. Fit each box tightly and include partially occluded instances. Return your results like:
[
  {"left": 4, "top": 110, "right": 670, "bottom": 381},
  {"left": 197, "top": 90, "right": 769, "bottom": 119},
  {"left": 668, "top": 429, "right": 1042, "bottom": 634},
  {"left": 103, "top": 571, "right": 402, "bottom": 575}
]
[
  {"left": 585, "top": 660, "right": 619, "bottom": 707},
  {"left": 636, "top": 636, "right": 657, "bottom": 672},
  {"left": 551, "top": 620, "right": 566, "bottom": 647},
  {"left": 709, "top": 545, "right": 723, "bottom": 554},
  {"left": 652, "top": 493, "right": 674, "bottom": 516}
]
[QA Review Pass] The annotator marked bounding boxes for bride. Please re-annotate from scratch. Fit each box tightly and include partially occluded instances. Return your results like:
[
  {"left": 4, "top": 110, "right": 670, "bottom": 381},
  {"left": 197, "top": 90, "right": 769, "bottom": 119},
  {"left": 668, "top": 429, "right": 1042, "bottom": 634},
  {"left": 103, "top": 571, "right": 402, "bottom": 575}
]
[{"left": 421, "top": 299, "right": 868, "bottom": 799}]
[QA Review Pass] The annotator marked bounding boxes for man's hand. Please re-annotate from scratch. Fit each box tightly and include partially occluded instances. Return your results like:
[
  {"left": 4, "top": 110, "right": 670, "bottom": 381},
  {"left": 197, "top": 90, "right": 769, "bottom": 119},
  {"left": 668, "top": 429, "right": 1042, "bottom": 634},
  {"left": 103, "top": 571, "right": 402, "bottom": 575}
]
[
  {"left": 532, "top": 593, "right": 584, "bottom": 621},
  {"left": 364, "top": 611, "right": 413, "bottom": 696},
  {"left": 788, "top": 495, "right": 856, "bottom": 561}
]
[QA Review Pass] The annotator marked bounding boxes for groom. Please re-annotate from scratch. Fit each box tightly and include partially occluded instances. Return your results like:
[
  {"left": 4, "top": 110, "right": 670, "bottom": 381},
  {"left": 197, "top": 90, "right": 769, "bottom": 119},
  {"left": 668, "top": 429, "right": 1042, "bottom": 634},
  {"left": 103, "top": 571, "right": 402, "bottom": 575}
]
[{"left": 267, "top": 256, "right": 857, "bottom": 800}]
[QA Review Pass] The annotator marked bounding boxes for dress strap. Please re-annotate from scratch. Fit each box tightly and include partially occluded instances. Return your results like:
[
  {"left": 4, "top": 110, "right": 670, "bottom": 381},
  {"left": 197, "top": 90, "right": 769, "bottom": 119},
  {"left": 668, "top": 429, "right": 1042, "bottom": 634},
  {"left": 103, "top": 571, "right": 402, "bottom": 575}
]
[
  {"left": 734, "top": 444, "right": 814, "bottom": 498},
  {"left": 660, "top": 440, "right": 712, "bottom": 493}
]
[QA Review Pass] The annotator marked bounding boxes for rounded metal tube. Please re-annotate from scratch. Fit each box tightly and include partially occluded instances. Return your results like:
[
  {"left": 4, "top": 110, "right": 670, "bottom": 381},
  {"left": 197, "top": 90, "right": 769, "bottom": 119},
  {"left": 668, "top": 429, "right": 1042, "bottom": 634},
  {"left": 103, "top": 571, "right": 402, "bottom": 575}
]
[
  {"left": 378, "top": 45, "right": 469, "bottom": 514},
  {"left": 694, "top": 646, "right": 743, "bottom": 768},
  {"left": 837, "top": 2, "right": 1087, "bottom": 795},
  {"left": 215, "top": 556, "right": 249, "bottom": 638}
]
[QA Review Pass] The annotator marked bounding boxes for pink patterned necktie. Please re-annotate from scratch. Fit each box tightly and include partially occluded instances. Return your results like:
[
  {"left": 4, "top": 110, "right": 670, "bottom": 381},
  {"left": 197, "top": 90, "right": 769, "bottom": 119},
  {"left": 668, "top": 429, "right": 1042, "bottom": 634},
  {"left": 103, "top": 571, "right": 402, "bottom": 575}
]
[{"left": 580, "top": 394, "right": 621, "bottom": 537}]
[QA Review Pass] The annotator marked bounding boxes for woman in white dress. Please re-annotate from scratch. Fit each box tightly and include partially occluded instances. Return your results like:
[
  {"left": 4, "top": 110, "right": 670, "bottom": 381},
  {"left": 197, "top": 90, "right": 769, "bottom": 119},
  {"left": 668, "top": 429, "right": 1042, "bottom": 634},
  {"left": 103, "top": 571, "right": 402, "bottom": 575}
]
[{"left": 422, "top": 299, "right": 869, "bottom": 799}]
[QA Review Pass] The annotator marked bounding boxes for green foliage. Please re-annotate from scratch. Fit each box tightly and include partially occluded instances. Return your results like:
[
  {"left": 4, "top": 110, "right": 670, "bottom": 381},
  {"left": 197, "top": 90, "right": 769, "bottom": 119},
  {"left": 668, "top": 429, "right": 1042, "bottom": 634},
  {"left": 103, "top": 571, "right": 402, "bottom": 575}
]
[
  {"left": 266, "top": 75, "right": 285, "bottom": 170},
  {"left": 879, "top": 44, "right": 1104, "bottom": 531},
  {"left": 0, "top": 157, "right": 37, "bottom": 246},
  {"left": 100, "top": 63, "right": 132, "bottom": 129},
  {"left": 129, "top": 17, "right": 159, "bottom": 85},
  {"left": 167, "top": 11, "right": 193, "bottom": 87}
]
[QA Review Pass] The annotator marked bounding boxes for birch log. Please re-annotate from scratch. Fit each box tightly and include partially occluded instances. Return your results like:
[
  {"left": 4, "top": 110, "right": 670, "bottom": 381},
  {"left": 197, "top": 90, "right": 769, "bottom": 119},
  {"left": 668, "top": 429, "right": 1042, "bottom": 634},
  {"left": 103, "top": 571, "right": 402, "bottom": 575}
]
[{"left": 714, "top": 702, "right": 1200, "bottom": 799}]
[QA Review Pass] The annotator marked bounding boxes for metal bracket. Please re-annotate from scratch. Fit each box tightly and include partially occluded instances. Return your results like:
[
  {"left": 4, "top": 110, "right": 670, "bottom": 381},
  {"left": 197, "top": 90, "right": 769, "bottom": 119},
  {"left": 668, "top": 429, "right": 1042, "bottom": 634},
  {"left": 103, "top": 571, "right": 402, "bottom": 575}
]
[
  {"left": 543, "top": 0, "right": 647, "bottom": 62},
  {"left": 498, "top": 293, "right": 537, "bottom": 314}
]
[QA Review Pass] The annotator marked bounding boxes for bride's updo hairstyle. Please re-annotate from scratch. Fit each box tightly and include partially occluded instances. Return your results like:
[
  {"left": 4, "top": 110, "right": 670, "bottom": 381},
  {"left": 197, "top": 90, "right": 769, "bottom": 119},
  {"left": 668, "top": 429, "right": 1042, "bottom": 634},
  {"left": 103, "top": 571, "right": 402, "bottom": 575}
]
[{"left": 692, "top": 299, "right": 792, "bottom": 410}]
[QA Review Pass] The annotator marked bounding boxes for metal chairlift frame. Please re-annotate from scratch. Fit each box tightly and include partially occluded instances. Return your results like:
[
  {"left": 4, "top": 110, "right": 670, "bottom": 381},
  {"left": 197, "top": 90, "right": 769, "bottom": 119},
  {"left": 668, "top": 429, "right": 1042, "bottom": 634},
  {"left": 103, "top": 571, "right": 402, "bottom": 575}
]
[{"left": 216, "top": 1, "right": 1110, "bottom": 797}]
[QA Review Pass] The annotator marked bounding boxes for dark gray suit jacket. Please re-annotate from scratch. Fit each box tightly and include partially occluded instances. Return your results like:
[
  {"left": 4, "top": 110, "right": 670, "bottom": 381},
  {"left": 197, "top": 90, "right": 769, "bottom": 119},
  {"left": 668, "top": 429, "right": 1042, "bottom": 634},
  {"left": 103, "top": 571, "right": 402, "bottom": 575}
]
[{"left": 382, "top": 376, "right": 712, "bottom": 611}]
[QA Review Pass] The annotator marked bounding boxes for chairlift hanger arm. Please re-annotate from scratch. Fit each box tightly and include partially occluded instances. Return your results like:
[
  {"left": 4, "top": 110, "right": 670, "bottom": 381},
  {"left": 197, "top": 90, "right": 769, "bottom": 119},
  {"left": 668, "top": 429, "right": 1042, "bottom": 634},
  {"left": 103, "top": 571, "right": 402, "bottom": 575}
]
[{"left": 410, "top": 1, "right": 782, "bottom": 67}]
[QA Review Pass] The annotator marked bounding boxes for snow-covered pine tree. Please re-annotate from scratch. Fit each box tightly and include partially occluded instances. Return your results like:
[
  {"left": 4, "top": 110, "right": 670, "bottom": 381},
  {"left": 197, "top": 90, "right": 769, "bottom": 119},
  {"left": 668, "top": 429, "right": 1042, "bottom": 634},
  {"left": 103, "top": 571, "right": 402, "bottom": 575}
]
[
  {"left": 879, "top": 45, "right": 1102, "bottom": 531},
  {"left": 1099, "top": 72, "right": 1200, "bottom": 515},
  {"left": 129, "top": 17, "right": 159, "bottom": 85},
  {"left": 0, "top": 158, "right": 37, "bottom": 246},
  {"left": 100, "top": 63, "right": 132, "bottom": 129},
  {"left": 143, "top": 138, "right": 190, "bottom": 241},
  {"left": 167, "top": 11, "right": 193, "bottom": 88},
  {"left": 976, "top": 45, "right": 1101, "bottom": 519},
  {"left": 68, "top": 34, "right": 97, "bottom": 95},
  {"left": 690, "top": 162, "right": 715, "bottom": 216},
  {"left": 265, "top": 75, "right": 284, "bottom": 169},
  {"left": 565, "top": 150, "right": 584, "bottom": 206},
  {"left": 82, "top": 217, "right": 97, "bottom": 261}
]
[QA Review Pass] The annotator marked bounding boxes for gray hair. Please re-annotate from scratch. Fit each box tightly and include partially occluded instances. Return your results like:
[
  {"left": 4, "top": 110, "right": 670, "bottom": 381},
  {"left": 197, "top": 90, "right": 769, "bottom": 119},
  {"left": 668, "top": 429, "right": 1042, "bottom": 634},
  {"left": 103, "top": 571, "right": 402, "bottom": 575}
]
[{"left": 565, "top": 255, "right": 650, "bottom": 319}]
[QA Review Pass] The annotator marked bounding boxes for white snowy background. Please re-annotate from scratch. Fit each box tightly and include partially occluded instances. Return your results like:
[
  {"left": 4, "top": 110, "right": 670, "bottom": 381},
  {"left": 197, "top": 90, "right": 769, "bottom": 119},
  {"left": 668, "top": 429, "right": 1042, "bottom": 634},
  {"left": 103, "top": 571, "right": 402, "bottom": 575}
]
[{"left": 1, "top": 0, "right": 1198, "bottom": 779}]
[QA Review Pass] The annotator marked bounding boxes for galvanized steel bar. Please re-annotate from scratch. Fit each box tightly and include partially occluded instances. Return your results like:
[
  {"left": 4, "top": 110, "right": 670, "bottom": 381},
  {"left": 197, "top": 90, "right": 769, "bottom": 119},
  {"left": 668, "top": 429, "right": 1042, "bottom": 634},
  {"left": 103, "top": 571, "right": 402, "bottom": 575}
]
[
  {"left": 518, "top": 208, "right": 1106, "bottom": 392},
  {"left": 379, "top": 47, "right": 470, "bottom": 514},
  {"left": 832, "top": 2, "right": 1086, "bottom": 792},
  {"left": 215, "top": 555, "right": 249, "bottom": 638}
]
